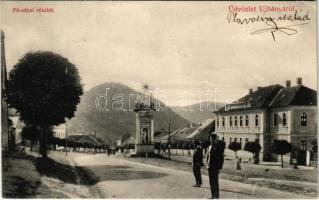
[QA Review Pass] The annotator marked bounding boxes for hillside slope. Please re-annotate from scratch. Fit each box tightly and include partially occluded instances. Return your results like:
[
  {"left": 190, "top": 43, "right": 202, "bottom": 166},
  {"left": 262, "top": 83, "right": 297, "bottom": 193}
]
[{"left": 67, "top": 82, "right": 189, "bottom": 144}]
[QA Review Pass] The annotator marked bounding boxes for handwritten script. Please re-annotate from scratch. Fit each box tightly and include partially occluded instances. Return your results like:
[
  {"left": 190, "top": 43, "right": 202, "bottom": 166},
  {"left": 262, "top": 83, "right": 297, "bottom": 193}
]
[
  {"left": 227, "top": 10, "right": 311, "bottom": 41},
  {"left": 250, "top": 20, "right": 309, "bottom": 41}
]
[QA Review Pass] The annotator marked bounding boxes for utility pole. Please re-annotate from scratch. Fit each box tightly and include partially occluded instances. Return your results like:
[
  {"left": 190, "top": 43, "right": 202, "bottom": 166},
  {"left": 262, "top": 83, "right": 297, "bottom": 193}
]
[
  {"left": 168, "top": 122, "right": 171, "bottom": 160},
  {"left": 64, "top": 67, "right": 69, "bottom": 156},
  {"left": 65, "top": 118, "right": 68, "bottom": 156}
]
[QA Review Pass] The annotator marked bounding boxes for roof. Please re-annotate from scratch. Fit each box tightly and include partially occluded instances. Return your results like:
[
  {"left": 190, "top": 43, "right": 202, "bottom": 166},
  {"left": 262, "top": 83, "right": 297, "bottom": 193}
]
[
  {"left": 122, "top": 136, "right": 135, "bottom": 145},
  {"left": 215, "top": 84, "right": 283, "bottom": 113},
  {"left": 154, "top": 130, "right": 169, "bottom": 138},
  {"left": 159, "top": 127, "right": 183, "bottom": 141},
  {"left": 270, "top": 85, "right": 317, "bottom": 107},
  {"left": 186, "top": 119, "right": 214, "bottom": 140},
  {"left": 171, "top": 127, "right": 198, "bottom": 141},
  {"left": 67, "top": 134, "right": 105, "bottom": 145}
]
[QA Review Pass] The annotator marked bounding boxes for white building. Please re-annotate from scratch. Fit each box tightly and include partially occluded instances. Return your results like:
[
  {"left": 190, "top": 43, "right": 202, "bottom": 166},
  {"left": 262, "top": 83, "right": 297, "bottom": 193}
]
[
  {"left": 214, "top": 78, "right": 317, "bottom": 165},
  {"left": 53, "top": 124, "right": 66, "bottom": 139}
]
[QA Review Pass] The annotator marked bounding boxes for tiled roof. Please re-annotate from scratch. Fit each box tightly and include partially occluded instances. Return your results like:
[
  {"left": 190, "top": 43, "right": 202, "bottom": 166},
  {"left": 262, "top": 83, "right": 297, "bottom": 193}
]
[
  {"left": 186, "top": 118, "right": 214, "bottom": 139},
  {"left": 68, "top": 134, "right": 105, "bottom": 145},
  {"left": 215, "top": 84, "right": 317, "bottom": 113},
  {"left": 171, "top": 127, "right": 198, "bottom": 141},
  {"left": 154, "top": 130, "right": 169, "bottom": 138},
  {"left": 216, "top": 84, "right": 283, "bottom": 113},
  {"left": 270, "top": 85, "right": 317, "bottom": 107}
]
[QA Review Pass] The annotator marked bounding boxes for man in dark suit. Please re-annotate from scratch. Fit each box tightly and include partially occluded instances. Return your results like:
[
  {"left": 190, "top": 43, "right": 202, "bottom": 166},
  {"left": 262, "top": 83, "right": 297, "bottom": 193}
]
[
  {"left": 206, "top": 133, "right": 225, "bottom": 199},
  {"left": 192, "top": 140, "right": 203, "bottom": 187}
]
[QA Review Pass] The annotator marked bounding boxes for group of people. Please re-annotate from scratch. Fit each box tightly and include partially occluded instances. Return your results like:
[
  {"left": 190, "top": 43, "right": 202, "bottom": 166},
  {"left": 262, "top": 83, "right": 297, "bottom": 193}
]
[{"left": 192, "top": 133, "right": 225, "bottom": 199}]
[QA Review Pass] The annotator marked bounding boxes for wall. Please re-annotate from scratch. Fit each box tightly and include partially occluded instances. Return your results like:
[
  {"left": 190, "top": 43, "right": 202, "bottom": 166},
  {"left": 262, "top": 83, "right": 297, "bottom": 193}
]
[
  {"left": 270, "top": 106, "right": 317, "bottom": 164},
  {"left": 290, "top": 106, "right": 317, "bottom": 152},
  {"left": 215, "top": 109, "right": 267, "bottom": 153},
  {"left": 215, "top": 109, "right": 266, "bottom": 134},
  {"left": 269, "top": 107, "right": 292, "bottom": 141}
]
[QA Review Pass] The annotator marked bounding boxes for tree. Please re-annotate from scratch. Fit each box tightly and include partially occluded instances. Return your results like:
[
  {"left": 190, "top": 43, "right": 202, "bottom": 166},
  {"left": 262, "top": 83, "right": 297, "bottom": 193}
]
[
  {"left": 244, "top": 142, "right": 262, "bottom": 164},
  {"left": 311, "top": 139, "right": 318, "bottom": 154},
  {"left": 21, "top": 125, "right": 39, "bottom": 151},
  {"left": 228, "top": 142, "right": 241, "bottom": 158},
  {"left": 272, "top": 139, "right": 292, "bottom": 168},
  {"left": 154, "top": 142, "right": 161, "bottom": 152},
  {"left": 182, "top": 142, "right": 190, "bottom": 150},
  {"left": 311, "top": 139, "right": 318, "bottom": 168},
  {"left": 6, "top": 51, "right": 83, "bottom": 158},
  {"left": 160, "top": 143, "right": 167, "bottom": 152},
  {"left": 170, "top": 142, "right": 176, "bottom": 149}
]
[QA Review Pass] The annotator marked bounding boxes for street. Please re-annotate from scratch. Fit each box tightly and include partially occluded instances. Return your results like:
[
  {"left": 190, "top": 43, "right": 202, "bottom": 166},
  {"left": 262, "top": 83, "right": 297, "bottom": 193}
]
[{"left": 69, "top": 153, "right": 310, "bottom": 199}]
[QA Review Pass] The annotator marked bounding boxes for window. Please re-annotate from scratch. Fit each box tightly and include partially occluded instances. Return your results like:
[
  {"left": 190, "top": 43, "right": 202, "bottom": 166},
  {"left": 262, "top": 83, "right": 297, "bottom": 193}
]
[
  {"left": 216, "top": 117, "right": 219, "bottom": 127},
  {"left": 222, "top": 137, "right": 225, "bottom": 141},
  {"left": 245, "top": 115, "right": 249, "bottom": 126},
  {"left": 230, "top": 116, "right": 233, "bottom": 127},
  {"left": 274, "top": 114, "right": 277, "bottom": 126},
  {"left": 222, "top": 117, "right": 225, "bottom": 127},
  {"left": 230, "top": 137, "right": 232, "bottom": 143},
  {"left": 235, "top": 116, "right": 238, "bottom": 126},
  {"left": 255, "top": 114, "right": 259, "bottom": 127},
  {"left": 234, "top": 138, "right": 237, "bottom": 142},
  {"left": 245, "top": 138, "right": 248, "bottom": 143},
  {"left": 301, "top": 113, "right": 307, "bottom": 126},
  {"left": 283, "top": 113, "right": 287, "bottom": 126},
  {"left": 239, "top": 138, "right": 242, "bottom": 146},
  {"left": 240, "top": 116, "right": 243, "bottom": 126}
]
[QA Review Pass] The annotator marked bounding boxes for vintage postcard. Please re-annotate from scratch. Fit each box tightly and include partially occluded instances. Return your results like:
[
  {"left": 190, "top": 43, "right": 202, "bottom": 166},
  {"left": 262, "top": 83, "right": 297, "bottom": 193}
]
[{"left": 0, "top": 1, "right": 317, "bottom": 199}]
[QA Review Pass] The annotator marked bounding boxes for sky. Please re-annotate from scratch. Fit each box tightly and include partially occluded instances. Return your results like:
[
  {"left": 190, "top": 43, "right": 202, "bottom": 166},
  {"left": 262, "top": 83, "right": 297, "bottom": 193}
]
[{"left": 1, "top": 1, "right": 317, "bottom": 106}]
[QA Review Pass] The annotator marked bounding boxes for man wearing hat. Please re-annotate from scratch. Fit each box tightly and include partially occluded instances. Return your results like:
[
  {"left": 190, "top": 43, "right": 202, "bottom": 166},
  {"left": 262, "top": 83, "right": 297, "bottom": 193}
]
[
  {"left": 206, "top": 133, "right": 225, "bottom": 199},
  {"left": 192, "top": 140, "right": 204, "bottom": 187}
]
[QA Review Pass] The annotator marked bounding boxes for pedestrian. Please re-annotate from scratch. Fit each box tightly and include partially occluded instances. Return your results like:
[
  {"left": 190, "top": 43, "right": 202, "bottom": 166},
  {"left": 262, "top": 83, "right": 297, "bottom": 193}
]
[
  {"left": 192, "top": 140, "right": 204, "bottom": 187},
  {"left": 206, "top": 133, "right": 225, "bottom": 199},
  {"left": 235, "top": 157, "right": 241, "bottom": 170}
]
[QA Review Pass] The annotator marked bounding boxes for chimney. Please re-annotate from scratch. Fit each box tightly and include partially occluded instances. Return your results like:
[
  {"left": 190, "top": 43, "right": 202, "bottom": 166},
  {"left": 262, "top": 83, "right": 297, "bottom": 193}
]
[
  {"left": 297, "top": 77, "right": 302, "bottom": 85},
  {"left": 286, "top": 80, "right": 291, "bottom": 87},
  {"left": 249, "top": 88, "right": 253, "bottom": 94}
]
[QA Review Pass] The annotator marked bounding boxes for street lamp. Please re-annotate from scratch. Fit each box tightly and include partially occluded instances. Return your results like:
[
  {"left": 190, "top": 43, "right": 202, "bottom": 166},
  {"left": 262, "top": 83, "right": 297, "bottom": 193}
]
[{"left": 168, "top": 122, "right": 171, "bottom": 160}]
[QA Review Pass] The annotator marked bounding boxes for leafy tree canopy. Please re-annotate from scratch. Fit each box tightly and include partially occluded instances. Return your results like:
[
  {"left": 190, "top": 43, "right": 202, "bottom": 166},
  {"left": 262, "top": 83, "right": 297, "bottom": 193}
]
[
  {"left": 228, "top": 142, "right": 241, "bottom": 152},
  {"left": 244, "top": 142, "right": 261, "bottom": 154},
  {"left": 6, "top": 51, "right": 83, "bottom": 127},
  {"left": 272, "top": 139, "right": 292, "bottom": 155}
]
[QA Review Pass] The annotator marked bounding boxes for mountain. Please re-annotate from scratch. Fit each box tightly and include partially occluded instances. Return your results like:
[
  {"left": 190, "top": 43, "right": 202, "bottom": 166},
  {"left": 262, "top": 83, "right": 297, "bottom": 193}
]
[
  {"left": 67, "top": 82, "right": 189, "bottom": 144},
  {"left": 170, "top": 101, "right": 224, "bottom": 123}
]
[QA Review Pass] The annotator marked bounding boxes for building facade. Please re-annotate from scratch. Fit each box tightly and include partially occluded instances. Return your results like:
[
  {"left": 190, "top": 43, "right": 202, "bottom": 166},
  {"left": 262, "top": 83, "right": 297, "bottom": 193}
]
[
  {"left": 215, "top": 78, "right": 317, "bottom": 165},
  {"left": 53, "top": 124, "right": 66, "bottom": 139}
]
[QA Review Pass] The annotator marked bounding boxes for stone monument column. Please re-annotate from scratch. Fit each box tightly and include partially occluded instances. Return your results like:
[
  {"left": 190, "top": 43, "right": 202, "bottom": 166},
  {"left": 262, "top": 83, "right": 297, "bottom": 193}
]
[{"left": 134, "top": 102, "right": 155, "bottom": 154}]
